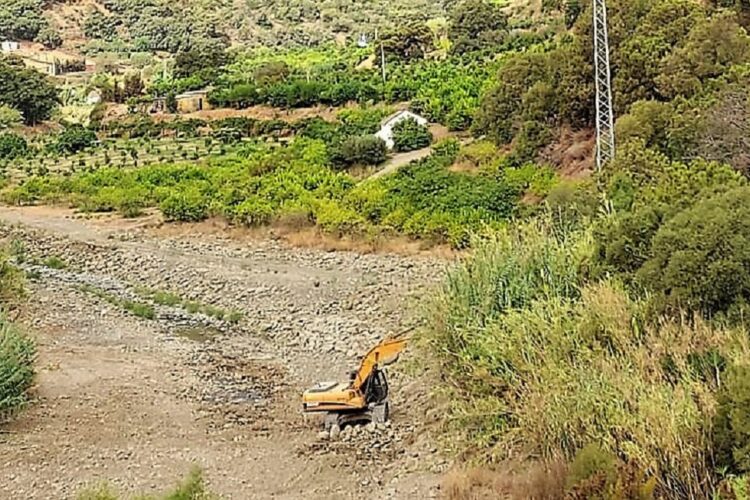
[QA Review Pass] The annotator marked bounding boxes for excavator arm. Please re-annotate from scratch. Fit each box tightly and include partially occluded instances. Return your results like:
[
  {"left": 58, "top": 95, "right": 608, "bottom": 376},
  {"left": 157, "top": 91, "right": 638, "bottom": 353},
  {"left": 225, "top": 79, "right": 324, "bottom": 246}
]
[{"left": 351, "top": 335, "right": 408, "bottom": 392}]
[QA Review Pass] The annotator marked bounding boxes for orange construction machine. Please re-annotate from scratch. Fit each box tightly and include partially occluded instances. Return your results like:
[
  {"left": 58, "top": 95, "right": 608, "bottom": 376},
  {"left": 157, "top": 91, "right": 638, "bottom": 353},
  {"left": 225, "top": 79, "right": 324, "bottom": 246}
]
[{"left": 302, "top": 333, "right": 408, "bottom": 430}]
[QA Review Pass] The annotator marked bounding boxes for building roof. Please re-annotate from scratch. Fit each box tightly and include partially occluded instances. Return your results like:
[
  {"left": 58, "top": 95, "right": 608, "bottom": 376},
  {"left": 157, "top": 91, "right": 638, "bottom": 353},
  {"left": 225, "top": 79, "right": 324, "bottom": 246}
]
[
  {"left": 175, "top": 88, "right": 211, "bottom": 99},
  {"left": 379, "top": 109, "right": 426, "bottom": 128}
]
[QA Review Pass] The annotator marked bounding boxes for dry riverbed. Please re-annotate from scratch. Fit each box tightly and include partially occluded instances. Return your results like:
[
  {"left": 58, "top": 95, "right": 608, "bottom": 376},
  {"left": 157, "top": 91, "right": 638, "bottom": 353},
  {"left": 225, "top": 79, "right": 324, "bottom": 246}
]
[{"left": 0, "top": 207, "right": 450, "bottom": 499}]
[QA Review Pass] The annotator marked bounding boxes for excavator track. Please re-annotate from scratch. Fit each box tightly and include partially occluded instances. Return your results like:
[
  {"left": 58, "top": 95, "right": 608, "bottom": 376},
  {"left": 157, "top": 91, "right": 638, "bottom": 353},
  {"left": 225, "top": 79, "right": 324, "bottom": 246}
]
[{"left": 324, "top": 401, "right": 390, "bottom": 431}]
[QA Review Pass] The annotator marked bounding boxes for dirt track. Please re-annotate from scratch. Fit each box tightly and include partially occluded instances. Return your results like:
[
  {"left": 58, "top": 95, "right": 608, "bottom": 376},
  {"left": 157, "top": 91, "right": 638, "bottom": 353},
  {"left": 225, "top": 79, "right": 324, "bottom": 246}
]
[{"left": 0, "top": 207, "right": 448, "bottom": 499}]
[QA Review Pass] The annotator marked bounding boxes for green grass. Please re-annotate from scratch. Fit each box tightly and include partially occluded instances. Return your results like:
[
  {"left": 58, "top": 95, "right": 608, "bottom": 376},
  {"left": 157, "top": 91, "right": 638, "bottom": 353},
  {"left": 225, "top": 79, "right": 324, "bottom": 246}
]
[
  {"left": 136, "top": 287, "right": 243, "bottom": 324},
  {"left": 225, "top": 311, "right": 243, "bottom": 325},
  {"left": 146, "top": 289, "right": 183, "bottom": 307},
  {"left": 42, "top": 255, "right": 66, "bottom": 269},
  {"left": 78, "top": 285, "right": 156, "bottom": 321},
  {"left": 121, "top": 300, "right": 156, "bottom": 320}
]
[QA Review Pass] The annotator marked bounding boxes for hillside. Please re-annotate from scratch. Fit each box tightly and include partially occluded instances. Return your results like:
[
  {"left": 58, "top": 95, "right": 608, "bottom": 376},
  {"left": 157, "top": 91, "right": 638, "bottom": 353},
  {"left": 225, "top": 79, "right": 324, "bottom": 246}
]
[
  {"left": 4, "top": 0, "right": 448, "bottom": 53},
  {"left": 5, "top": 0, "right": 750, "bottom": 498}
]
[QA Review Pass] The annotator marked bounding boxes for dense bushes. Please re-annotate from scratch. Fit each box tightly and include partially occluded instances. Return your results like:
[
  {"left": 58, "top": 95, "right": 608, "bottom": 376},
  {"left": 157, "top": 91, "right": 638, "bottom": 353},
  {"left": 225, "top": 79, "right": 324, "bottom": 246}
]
[
  {"left": 0, "top": 133, "right": 28, "bottom": 159},
  {"left": 592, "top": 142, "right": 750, "bottom": 318},
  {"left": 209, "top": 49, "right": 493, "bottom": 130},
  {"left": 391, "top": 118, "right": 432, "bottom": 152},
  {"left": 422, "top": 219, "right": 750, "bottom": 496},
  {"left": 713, "top": 363, "right": 750, "bottom": 476},
  {"left": 0, "top": 0, "right": 48, "bottom": 41},
  {"left": 473, "top": 1, "right": 750, "bottom": 151},
  {"left": 638, "top": 187, "right": 750, "bottom": 316},
  {"left": 159, "top": 189, "right": 209, "bottom": 222},
  {"left": 3, "top": 139, "right": 524, "bottom": 248},
  {"left": 331, "top": 135, "right": 387, "bottom": 168}
]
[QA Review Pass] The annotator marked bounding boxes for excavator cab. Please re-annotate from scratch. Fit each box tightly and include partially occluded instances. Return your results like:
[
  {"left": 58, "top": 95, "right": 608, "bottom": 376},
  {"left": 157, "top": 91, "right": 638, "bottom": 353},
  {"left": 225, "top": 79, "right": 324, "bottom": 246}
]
[
  {"left": 302, "top": 334, "right": 407, "bottom": 430},
  {"left": 363, "top": 368, "right": 389, "bottom": 405}
]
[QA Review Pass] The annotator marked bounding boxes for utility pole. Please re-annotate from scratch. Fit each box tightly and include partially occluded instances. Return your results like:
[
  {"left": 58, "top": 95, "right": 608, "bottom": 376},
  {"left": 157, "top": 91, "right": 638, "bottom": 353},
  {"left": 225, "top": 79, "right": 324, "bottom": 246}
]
[
  {"left": 376, "top": 27, "right": 386, "bottom": 84},
  {"left": 593, "top": 0, "right": 615, "bottom": 170}
]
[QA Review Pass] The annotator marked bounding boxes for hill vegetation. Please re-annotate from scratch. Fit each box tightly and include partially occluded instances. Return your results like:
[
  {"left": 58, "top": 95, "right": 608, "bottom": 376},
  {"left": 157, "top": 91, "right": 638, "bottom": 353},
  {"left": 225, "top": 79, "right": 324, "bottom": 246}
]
[{"left": 4, "top": 0, "right": 750, "bottom": 497}]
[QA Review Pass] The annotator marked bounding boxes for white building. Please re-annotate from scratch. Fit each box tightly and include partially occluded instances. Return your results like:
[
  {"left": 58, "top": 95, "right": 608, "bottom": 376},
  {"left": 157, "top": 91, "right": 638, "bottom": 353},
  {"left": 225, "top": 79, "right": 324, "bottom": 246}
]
[
  {"left": 375, "top": 110, "right": 428, "bottom": 150},
  {"left": 1, "top": 41, "right": 20, "bottom": 53},
  {"left": 86, "top": 90, "right": 102, "bottom": 105}
]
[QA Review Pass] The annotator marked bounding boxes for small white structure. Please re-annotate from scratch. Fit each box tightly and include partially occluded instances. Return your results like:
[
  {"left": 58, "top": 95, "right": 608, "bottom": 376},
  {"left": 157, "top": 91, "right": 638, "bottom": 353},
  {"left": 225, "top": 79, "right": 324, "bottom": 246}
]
[
  {"left": 86, "top": 90, "right": 102, "bottom": 105},
  {"left": 1, "top": 41, "right": 20, "bottom": 53},
  {"left": 375, "top": 110, "right": 428, "bottom": 150}
]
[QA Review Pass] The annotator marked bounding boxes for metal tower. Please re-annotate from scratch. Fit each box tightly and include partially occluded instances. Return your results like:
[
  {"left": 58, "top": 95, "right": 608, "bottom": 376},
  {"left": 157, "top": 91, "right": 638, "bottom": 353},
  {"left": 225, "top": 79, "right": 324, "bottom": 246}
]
[{"left": 593, "top": 0, "right": 615, "bottom": 169}]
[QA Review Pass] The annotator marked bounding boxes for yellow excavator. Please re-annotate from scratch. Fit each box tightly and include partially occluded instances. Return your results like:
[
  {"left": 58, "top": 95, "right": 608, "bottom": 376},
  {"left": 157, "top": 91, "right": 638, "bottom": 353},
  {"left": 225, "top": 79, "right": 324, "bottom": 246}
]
[{"left": 302, "top": 333, "right": 408, "bottom": 430}]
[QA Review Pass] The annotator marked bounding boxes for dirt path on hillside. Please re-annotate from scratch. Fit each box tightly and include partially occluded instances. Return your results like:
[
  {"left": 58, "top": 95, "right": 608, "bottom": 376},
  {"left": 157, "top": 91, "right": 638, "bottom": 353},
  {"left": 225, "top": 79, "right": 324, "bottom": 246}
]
[
  {"left": 371, "top": 148, "right": 434, "bottom": 180},
  {"left": 0, "top": 207, "right": 449, "bottom": 500}
]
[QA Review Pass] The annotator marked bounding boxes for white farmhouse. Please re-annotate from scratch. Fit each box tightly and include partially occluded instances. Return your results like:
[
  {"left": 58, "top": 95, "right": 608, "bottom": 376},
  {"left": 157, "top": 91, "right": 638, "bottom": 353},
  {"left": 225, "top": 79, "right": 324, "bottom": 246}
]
[
  {"left": 375, "top": 110, "right": 428, "bottom": 150},
  {"left": 1, "top": 41, "right": 20, "bottom": 53}
]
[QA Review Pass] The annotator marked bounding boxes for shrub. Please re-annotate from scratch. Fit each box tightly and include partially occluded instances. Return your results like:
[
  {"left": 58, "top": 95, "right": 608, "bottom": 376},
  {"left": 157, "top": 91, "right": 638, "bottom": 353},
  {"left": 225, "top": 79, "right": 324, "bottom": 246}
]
[
  {"left": 55, "top": 125, "right": 97, "bottom": 154},
  {"left": 713, "top": 363, "right": 750, "bottom": 474},
  {"left": 121, "top": 300, "right": 155, "bottom": 320},
  {"left": 638, "top": 186, "right": 750, "bottom": 316},
  {"left": 42, "top": 256, "right": 66, "bottom": 269},
  {"left": 116, "top": 189, "right": 148, "bottom": 218},
  {"left": 0, "top": 319, "right": 35, "bottom": 421},
  {"left": 159, "top": 189, "right": 209, "bottom": 222},
  {"left": 338, "top": 106, "right": 391, "bottom": 135},
  {"left": 0, "top": 133, "right": 28, "bottom": 159},
  {"left": 331, "top": 135, "right": 388, "bottom": 168},
  {"left": 312, "top": 199, "right": 367, "bottom": 234},
  {"left": 391, "top": 117, "right": 432, "bottom": 152},
  {"left": 231, "top": 197, "right": 274, "bottom": 226},
  {"left": 565, "top": 444, "right": 618, "bottom": 491},
  {"left": 211, "top": 127, "right": 243, "bottom": 144},
  {"left": 0, "top": 105, "right": 23, "bottom": 130}
]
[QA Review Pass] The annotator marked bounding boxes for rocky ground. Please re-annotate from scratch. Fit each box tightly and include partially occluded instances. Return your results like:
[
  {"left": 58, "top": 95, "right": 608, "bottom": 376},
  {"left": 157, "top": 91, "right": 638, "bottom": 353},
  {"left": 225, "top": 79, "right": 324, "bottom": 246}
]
[{"left": 0, "top": 207, "right": 451, "bottom": 499}]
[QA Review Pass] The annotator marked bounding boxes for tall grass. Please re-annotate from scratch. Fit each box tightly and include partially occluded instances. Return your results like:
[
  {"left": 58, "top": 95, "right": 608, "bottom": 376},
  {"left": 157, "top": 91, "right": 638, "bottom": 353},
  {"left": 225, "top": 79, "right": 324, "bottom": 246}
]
[
  {"left": 0, "top": 248, "right": 32, "bottom": 421},
  {"left": 422, "top": 218, "right": 749, "bottom": 496},
  {"left": 0, "top": 318, "right": 35, "bottom": 421}
]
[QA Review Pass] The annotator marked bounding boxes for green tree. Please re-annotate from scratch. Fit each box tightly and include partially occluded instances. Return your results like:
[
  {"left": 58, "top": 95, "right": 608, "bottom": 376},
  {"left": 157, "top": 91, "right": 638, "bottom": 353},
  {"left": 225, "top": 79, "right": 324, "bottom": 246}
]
[
  {"left": 252, "top": 61, "right": 290, "bottom": 85},
  {"left": 0, "top": 0, "right": 46, "bottom": 40},
  {"left": 638, "top": 186, "right": 750, "bottom": 315},
  {"left": 381, "top": 22, "right": 433, "bottom": 62},
  {"left": 473, "top": 51, "right": 549, "bottom": 144},
  {"left": 331, "top": 135, "right": 388, "bottom": 168},
  {"left": 83, "top": 11, "right": 120, "bottom": 41},
  {"left": 0, "top": 56, "right": 59, "bottom": 125},
  {"left": 392, "top": 118, "right": 433, "bottom": 152},
  {"left": 174, "top": 46, "right": 229, "bottom": 79},
  {"left": 448, "top": 0, "right": 509, "bottom": 54},
  {"left": 35, "top": 24, "right": 62, "bottom": 49},
  {"left": 657, "top": 11, "right": 750, "bottom": 98},
  {"left": 123, "top": 72, "right": 144, "bottom": 99},
  {"left": 55, "top": 125, "right": 97, "bottom": 154}
]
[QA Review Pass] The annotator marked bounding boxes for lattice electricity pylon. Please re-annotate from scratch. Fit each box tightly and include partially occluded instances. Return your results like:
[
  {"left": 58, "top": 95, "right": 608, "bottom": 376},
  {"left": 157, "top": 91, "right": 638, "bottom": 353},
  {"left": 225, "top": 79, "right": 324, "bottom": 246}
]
[{"left": 593, "top": 0, "right": 615, "bottom": 170}]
